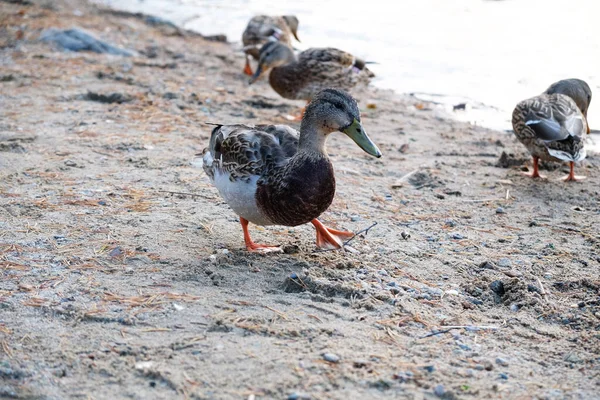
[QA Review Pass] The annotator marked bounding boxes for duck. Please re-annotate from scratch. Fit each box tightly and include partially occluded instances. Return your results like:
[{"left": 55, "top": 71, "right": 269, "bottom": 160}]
[
  {"left": 202, "top": 88, "right": 382, "bottom": 252},
  {"left": 242, "top": 15, "right": 300, "bottom": 76},
  {"left": 512, "top": 79, "right": 592, "bottom": 181},
  {"left": 249, "top": 41, "right": 374, "bottom": 117}
]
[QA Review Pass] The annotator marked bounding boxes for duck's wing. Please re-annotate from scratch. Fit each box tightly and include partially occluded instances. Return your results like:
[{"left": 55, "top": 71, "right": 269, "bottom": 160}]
[
  {"left": 202, "top": 124, "right": 299, "bottom": 182},
  {"left": 523, "top": 94, "right": 586, "bottom": 141},
  {"left": 242, "top": 16, "right": 291, "bottom": 47},
  {"left": 513, "top": 94, "right": 587, "bottom": 162}
]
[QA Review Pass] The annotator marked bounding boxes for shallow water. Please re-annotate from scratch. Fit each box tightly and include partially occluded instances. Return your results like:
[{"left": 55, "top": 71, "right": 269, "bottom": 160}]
[{"left": 95, "top": 0, "right": 600, "bottom": 148}]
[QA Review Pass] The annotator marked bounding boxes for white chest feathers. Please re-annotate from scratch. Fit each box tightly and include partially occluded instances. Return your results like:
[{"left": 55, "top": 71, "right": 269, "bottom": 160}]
[{"left": 212, "top": 170, "right": 273, "bottom": 226}]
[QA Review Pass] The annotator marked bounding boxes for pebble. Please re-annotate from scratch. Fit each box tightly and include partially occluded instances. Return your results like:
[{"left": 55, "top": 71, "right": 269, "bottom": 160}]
[
  {"left": 489, "top": 280, "right": 505, "bottom": 296},
  {"left": 510, "top": 304, "right": 520, "bottom": 312},
  {"left": 499, "top": 373, "right": 509, "bottom": 380},
  {"left": 495, "top": 357, "right": 509, "bottom": 367},
  {"left": 221, "top": 249, "right": 229, "bottom": 255},
  {"left": 209, "top": 254, "right": 217, "bottom": 263},
  {"left": 434, "top": 384, "right": 446, "bottom": 397},
  {"left": 497, "top": 258, "right": 512, "bottom": 268},
  {"left": 445, "top": 289, "right": 459, "bottom": 296},
  {"left": 393, "top": 371, "right": 413, "bottom": 383},
  {"left": 64, "top": 160, "right": 77, "bottom": 167},
  {"left": 450, "top": 232, "right": 465, "bottom": 240},
  {"left": 444, "top": 219, "right": 457, "bottom": 227},
  {"left": 401, "top": 231, "right": 411, "bottom": 240},
  {"left": 40, "top": 28, "right": 134, "bottom": 56},
  {"left": 426, "top": 287, "right": 443, "bottom": 297},
  {"left": 422, "top": 365, "right": 435, "bottom": 373},
  {"left": 495, "top": 207, "right": 505, "bottom": 214},
  {"left": 287, "top": 392, "right": 311, "bottom": 400},
  {"left": 172, "top": 303, "right": 184, "bottom": 311},
  {"left": 350, "top": 215, "right": 361, "bottom": 222},
  {"left": 322, "top": 353, "right": 340, "bottom": 363}
]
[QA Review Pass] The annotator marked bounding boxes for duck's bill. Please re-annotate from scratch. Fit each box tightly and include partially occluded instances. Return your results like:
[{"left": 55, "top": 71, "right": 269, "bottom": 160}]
[
  {"left": 343, "top": 119, "right": 382, "bottom": 158},
  {"left": 292, "top": 31, "right": 300, "bottom": 42},
  {"left": 249, "top": 65, "right": 263, "bottom": 85}
]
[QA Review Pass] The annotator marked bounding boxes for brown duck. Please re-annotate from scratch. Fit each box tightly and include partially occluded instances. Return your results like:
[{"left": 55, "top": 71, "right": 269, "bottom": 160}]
[
  {"left": 512, "top": 79, "right": 592, "bottom": 181},
  {"left": 242, "top": 15, "right": 300, "bottom": 76},
  {"left": 202, "top": 89, "right": 382, "bottom": 252},
  {"left": 249, "top": 41, "right": 374, "bottom": 117}
]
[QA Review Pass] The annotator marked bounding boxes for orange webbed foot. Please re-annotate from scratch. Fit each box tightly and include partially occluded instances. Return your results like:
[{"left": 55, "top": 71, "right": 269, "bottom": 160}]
[{"left": 311, "top": 219, "right": 354, "bottom": 250}]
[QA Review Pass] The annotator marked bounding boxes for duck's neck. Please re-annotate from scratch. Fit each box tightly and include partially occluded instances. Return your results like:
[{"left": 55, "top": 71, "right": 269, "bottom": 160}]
[{"left": 297, "top": 113, "right": 329, "bottom": 155}]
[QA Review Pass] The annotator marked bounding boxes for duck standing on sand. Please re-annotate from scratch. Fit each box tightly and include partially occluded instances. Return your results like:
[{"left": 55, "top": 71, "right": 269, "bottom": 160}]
[
  {"left": 242, "top": 15, "right": 300, "bottom": 76},
  {"left": 249, "top": 41, "right": 374, "bottom": 118},
  {"left": 512, "top": 79, "right": 592, "bottom": 181},
  {"left": 202, "top": 89, "right": 382, "bottom": 252}
]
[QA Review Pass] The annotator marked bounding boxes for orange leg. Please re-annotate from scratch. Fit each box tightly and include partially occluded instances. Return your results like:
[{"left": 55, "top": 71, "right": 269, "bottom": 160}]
[
  {"left": 311, "top": 219, "right": 354, "bottom": 250},
  {"left": 562, "top": 161, "right": 586, "bottom": 182},
  {"left": 243, "top": 57, "right": 253, "bottom": 76},
  {"left": 240, "top": 217, "right": 281, "bottom": 253},
  {"left": 521, "top": 156, "right": 545, "bottom": 179}
]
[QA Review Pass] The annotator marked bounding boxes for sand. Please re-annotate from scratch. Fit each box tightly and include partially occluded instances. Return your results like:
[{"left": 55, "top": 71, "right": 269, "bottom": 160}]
[{"left": 1, "top": 1, "right": 599, "bottom": 399}]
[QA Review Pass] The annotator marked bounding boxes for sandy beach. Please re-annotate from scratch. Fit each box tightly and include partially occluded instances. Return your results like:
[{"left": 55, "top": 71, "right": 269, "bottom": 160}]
[{"left": 1, "top": 1, "right": 599, "bottom": 399}]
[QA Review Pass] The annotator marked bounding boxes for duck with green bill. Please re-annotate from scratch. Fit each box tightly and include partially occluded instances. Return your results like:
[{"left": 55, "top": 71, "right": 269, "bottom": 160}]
[{"left": 201, "top": 89, "right": 381, "bottom": 252}]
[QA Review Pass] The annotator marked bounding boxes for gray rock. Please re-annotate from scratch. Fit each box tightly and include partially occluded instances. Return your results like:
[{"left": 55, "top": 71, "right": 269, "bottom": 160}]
[
  {"left": 495, "top": 357, "right": 509, "bottom": 367},
  {"left": 497, "top": 258, "right": 512, "bottom": 268},
  {"left": 496, "top": 207, "right": 505, "bottom": 214},
  {"left": 434, "top": 384, "right": 445, "bottom": 397},
  {"left": 40, "top": 28, "right": 133, "bottom": 56},
  {"left": 322, "top": 353, "right": 340, "bottom": 363}
]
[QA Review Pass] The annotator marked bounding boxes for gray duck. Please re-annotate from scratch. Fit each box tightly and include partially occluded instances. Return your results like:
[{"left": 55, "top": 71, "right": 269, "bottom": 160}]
[
  {"left": 242, "top": 15, "right": 300, "bottom": 76},
  {"left": 512, "top": 78, "right": 591, "bottom": 181},
  {"left": 202, "top": 89, "right": 381, "bottom": 252}
]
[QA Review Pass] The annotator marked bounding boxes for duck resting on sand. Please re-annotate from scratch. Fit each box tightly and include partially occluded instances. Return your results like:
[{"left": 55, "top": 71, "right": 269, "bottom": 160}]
[
  {"left": 242, "top": 15, "right": 300, "bottom": 76},
  {"left": 512, "top": 78, "right": 592, "bottom": 181},
  {"left": 202, "top": 89, "right": 382, "bottom": 252},
  {"left": 249, "top": 41, "right": 374, "bottom": 119}
]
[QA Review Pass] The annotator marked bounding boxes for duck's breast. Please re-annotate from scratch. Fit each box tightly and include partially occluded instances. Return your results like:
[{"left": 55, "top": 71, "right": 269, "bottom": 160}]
[{"left": 213, "top": 169, "right": 273, "bottom": 226}]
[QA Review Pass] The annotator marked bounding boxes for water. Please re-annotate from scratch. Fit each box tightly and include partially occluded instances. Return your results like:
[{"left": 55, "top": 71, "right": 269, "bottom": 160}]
[{"left": 95, "top": 0, "right": 600, "bottom": 145}]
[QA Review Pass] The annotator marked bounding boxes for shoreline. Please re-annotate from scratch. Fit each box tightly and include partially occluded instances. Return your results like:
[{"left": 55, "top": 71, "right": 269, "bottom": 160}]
[{"left": 1, "top": 1, "right": 599, "bottom": 399}]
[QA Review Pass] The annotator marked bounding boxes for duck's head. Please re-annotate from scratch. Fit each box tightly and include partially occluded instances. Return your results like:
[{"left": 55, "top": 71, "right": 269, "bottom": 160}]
[
  {"left": 249, "top": 41, "right": 295, "bottom": 84},
  {"left": 282, "top": 15, "right": 300, "bottom": 42},
  {"left": 301, "top": 88, "right": 382, "bottom": 158},
  {"left": 546, "top": 78, "right": 592, "bottom": 133}
]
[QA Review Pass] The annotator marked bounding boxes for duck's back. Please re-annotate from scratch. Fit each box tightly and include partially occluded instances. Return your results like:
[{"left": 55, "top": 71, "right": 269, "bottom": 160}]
[
  {"left": 512, "top": 94, "right": 586, "bottom": 162},
  {"left": 242, "top": 16, "right": 293, "bottom": 58},
  {"left": 270, "top": 48, "right": 374, "bottom": 101}
]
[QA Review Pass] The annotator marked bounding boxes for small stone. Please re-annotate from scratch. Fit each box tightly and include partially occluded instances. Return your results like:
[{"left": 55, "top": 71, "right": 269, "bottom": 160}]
[
  {"left": 495, "top": 207, "right": 505, "bottom": 214},
  {"left": 510, "top": 304, "right": 520, "bottom": 312},
  {"left": 64, "top": 160, "right": 77, "bottom": 167},
  {"left": 565, "top": 353, "right": 583, "bottom": 364},
  {"left": 450, "top": 232, "right": 465, "bottom": 240},
  {"left": 135, "top": 361, "right": 154, "bottom": 370},
  {"left": 483, "top": 361, "right": 494, "bottom": 371},
  {"left": 350, "top": 215, "right": 361, "bottom": 222},
  {"left": 173, "top": 303, "right": 184, "bottom": 311},
  {"left": 479, "top": 261, "right": 495, "bottom": 269},
  {"left": 353, "top": 360, "right": 368, "bottom": 368},
  {"left": 489, "top": 280, "right": 505, "bottom": 296},
  {"left": 221, "top": 249, "right": 230, "bottom": 255},
  {"left": 434, "top": 384, "right": 445, "bottom": 397},
  {"left": 422, "top": 365, "right": 435, "bottom": 373},
  {"left": 498, "top": 373, "right": 509, "bottom": 380},
  {"left": 109, "top": 246, "right": 123, "bottom": 257},
  {"left": 322, "top": 353, "right": 340, "bottom": 363},
  {"left": 445, "top": 219, "right": 457, "bottom": 227},
  {"left": 401, "top": 231, "right": 411, "bottom": 240},
  {"left": 287, "top": 392, "right": 310, "bottom": 400},
  {"left": 445, "top": 289, "right": 459, "bottom": 296},
  {"left": 209, "top": 254, "right": 217, "bottom": 263},
  {"left": 497, "top": 258, "right": 512, "bottom": 268},
  {"left": 495, "top": 357, "right": 509, "bottom": 367}
]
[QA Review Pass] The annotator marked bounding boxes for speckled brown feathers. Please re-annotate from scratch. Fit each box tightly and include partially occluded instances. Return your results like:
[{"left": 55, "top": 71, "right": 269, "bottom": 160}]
[
  {"left": 202, "top": 124, "right": 298, "bottom": 183},
  {"left": 257, "top": 43, "right": 374, "bottom": 101},
  {"left": 242, "top": 15, "right": 299, "bottom": 60},
  {"left": 512, "top": 93, "right": 587, "bottom": 162}
]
